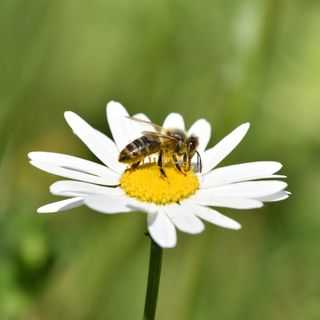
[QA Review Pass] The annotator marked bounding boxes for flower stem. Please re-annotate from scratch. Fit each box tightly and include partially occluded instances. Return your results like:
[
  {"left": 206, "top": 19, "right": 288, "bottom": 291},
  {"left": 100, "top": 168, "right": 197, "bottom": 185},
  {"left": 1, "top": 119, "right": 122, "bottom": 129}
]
[{"left": 143, "top": 236, "right": 163, "bottom": 320}]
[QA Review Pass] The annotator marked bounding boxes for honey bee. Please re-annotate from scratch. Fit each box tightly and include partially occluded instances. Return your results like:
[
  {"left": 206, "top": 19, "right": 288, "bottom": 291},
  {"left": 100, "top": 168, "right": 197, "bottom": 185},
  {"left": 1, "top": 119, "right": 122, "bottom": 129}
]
[{"left": 118, "top": 116, "right": 202, "bottom": 177}]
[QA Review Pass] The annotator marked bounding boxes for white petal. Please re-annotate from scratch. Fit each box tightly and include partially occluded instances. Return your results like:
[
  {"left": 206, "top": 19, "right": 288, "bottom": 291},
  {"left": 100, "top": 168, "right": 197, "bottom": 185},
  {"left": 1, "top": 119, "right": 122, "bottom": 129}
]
[
  {"left": 106, "top": 101, "right": 139, "bottom": 151},
  {"left": 37, "top": 197, "right": 83, "bottom": 213},
  {"left": 183, "top": 201, "right": 241, "bottom": 230},
  {"left": 255, "top": 190, "right": 291, "bottom": 202},
  {"left": 30, "top": 160, "right": 119, "bottom": 186},
  {"left": 84, "top": 194, "right": 151, "bottom": 214},
  {"left": 164, "top": 204, "right": 204, "bottom": 234},
  {"left": 50, "top": 180, "right": 124, "bottom": 197},
  {"left": 202, "top": 123, "right": 250, "bottom": 174},
  {"left": 188, "top": 119, "right": 211, "bottom": 152},
  {"left": 132, "top": 113, "right": 151, "bottom": 122},
  {"left": 127, "top": 113, "right": 155, "bottom": 141},
  {"left": 199, "top": 181, "right": 288, "bottom": 198},
  {"left": 267, "top": 175, "right": 287, "bottom": 179},
  {"left": 162, "top": 113, "right": 185, "bottom": 129},
  {"left": 201, "top": 161, "right": 283, "bottom": 188},
  {"left": 189, "top": 194, "right": 263, "bottom": 209},
  {"left": 28, "top": 152, "right": 120, "bottom": 179},
  {"left": 64, "top": 111, "right": 124, "bottom": 173},
  {"left": 147, "top": 208, "right": 177, "bottom": 248}
]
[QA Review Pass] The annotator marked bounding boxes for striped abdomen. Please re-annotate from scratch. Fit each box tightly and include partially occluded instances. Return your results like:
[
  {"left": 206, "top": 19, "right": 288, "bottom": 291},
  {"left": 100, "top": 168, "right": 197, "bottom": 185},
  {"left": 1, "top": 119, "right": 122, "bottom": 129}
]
[{"left": 118, "top": 136, "right": 161, "bottom": 164}]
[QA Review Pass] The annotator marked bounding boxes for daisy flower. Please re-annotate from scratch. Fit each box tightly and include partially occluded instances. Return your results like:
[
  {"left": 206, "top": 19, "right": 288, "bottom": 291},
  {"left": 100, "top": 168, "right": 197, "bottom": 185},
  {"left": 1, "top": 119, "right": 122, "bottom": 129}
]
[{"left": 28, "top": 101, "right": 289, "bottom": 248}]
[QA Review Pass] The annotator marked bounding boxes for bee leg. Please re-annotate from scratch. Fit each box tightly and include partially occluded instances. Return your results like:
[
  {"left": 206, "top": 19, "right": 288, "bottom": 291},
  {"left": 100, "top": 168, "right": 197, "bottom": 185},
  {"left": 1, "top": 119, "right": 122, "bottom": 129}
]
[
  {"left": 182, "top": 153, "right": 190, "bottom": 173},
  {"left": 158, "top": 150, "right": 167, "bottom": 177},
  {"left": 130, "top": 161, "right": 141, "bottom": 169},
  {"left": 172, "top": 154, "right": 186, "bottom": 176},
  {"left": 176, "top": 163, "right": 186, "bottom": 176}
]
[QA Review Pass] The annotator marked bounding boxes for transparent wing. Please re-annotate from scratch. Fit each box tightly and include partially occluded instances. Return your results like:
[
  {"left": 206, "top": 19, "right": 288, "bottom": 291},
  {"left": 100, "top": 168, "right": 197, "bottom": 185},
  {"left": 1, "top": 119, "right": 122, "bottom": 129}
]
[
  {"left": 126, "top": 116, "right": 163, "bottom": 132},
  {"left": 142, "top": 131, "right": 177, "bottom": 141}
]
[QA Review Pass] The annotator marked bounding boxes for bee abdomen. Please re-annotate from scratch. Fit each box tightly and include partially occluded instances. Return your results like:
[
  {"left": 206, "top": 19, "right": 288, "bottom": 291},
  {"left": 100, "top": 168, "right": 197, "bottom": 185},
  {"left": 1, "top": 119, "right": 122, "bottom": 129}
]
[{"left": 118, "top": 136, "right": 160, "bottom": 163}]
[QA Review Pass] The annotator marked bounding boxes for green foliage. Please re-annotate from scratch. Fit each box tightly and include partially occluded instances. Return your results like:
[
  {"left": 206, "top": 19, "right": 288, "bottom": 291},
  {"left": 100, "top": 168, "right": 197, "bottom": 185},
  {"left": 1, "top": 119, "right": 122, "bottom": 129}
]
[{"left": 1, "top": 0, "right": 320, "bottom": 319}]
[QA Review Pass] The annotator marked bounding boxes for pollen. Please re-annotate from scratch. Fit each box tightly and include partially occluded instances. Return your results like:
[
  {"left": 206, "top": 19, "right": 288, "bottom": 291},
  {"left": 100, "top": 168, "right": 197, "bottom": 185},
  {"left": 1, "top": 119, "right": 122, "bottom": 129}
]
[{"left": 120, "top": 163, "right": 199, "bottom": 205}]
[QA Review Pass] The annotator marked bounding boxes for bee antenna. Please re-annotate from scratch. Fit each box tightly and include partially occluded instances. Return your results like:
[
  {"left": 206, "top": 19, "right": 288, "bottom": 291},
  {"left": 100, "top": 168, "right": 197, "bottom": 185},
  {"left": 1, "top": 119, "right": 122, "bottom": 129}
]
[{"left": 196, "top": 151, "right": 202, "bottom": 173}]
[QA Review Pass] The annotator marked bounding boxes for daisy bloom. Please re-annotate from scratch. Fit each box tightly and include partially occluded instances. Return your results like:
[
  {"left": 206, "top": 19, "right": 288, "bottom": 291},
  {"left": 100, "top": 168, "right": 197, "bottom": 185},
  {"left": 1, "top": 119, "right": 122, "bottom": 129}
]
[{"left": 28, "top": 101, "right": 289, "bottom": 248}]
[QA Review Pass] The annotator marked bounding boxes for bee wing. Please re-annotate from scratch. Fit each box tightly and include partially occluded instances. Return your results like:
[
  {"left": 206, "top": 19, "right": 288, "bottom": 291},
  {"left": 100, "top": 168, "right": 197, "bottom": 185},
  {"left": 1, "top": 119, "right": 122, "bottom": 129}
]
[
  {"left": 125, "top": 116, "right": 163, "bottom": 132},
  {"left": 142, "top": 131, "right": 177, "bottom": 141}
]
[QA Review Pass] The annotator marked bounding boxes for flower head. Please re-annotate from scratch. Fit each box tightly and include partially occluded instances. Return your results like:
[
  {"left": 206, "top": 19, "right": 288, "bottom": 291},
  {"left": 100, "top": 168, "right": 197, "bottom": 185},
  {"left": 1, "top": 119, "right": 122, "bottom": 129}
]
[{"left": 29, "top": 101, "right": 289, "bottom": 248}]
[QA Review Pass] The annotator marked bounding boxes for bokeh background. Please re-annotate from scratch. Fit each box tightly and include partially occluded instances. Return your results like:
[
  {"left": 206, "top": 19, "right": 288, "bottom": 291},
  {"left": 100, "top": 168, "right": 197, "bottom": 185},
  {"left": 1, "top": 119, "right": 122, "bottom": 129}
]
[{"left": 1, "top": 0, "right": 320, "bottom": 319}]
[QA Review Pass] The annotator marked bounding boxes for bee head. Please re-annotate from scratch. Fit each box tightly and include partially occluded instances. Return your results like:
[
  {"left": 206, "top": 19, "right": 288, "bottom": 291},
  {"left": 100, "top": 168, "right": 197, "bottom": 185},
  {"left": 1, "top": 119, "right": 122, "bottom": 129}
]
[{"left": 187, "top": 134, "right": 199, "bottom": 156}]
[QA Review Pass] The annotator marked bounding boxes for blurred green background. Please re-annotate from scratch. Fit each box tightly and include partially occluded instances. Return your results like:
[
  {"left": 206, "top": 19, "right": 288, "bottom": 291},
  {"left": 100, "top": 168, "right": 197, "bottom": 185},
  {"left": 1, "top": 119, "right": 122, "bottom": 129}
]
[{"left": 1, "top": 0, "right": 320, "bottom": 319}]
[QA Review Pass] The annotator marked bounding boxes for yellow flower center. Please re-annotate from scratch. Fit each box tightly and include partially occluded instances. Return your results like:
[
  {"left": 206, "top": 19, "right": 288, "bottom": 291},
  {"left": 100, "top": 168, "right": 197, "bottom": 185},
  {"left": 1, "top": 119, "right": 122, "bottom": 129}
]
[{"left": 120, "top": 163, "right": 199, "bottom": 205}]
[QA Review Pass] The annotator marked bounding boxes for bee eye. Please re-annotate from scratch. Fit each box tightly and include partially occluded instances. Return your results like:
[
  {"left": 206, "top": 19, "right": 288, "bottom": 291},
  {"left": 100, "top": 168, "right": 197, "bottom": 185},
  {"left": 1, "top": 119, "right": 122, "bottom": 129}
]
[
  {"left": 189, "top": 141, "right": 195, "bottom": 148},
  {"left": 188, "top": 136, "right": 198, "bottom": 151}
]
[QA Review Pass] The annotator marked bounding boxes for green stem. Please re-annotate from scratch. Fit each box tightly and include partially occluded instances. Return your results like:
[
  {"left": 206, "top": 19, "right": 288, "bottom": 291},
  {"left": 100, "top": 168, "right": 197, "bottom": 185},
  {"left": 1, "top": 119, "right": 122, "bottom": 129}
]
[{"left": 143, "top": 236, "right": 163, "bottom": 320}]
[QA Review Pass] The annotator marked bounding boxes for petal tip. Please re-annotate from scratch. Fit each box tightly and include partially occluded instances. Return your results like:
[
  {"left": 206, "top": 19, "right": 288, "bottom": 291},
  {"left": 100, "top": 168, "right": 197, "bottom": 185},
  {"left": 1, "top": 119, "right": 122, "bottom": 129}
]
[
  {"left": 64, "top": 111, "right": 78, "bottom": 124},
  {"left": 64, "top": 110, "right": 73, "bottom": 118},
  {"left": 28, "top": 152, "right": 35, "bottom": 160},
  {"left": 273, "top": 162, "right": 283, "bottom": 172},
  {"left": 243, "top": 122, "right": 250, "bottom": 130},
  {"left": 158, "top": 240, "right": 177, "bottom": 249},
  {"left": 233, "top": 223, "right": 242, "bottom": 230},
  {"left": 106, "top": 101, "right": 125, "bottom": 111},
  {"left": 163, "top": 112, "right": 185, "bottom": 129},
  {"left": 107, "top": 100, "right": 119, "bottom": 105},
  {"left": 37, "top": 207, "right": 49, "bottom": 214},
  {"left": 257, "top": 201, "right": 264, "bottom": 208},
  {"left": 237, "top": 122, "right": 250, "bottom": 134}
]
